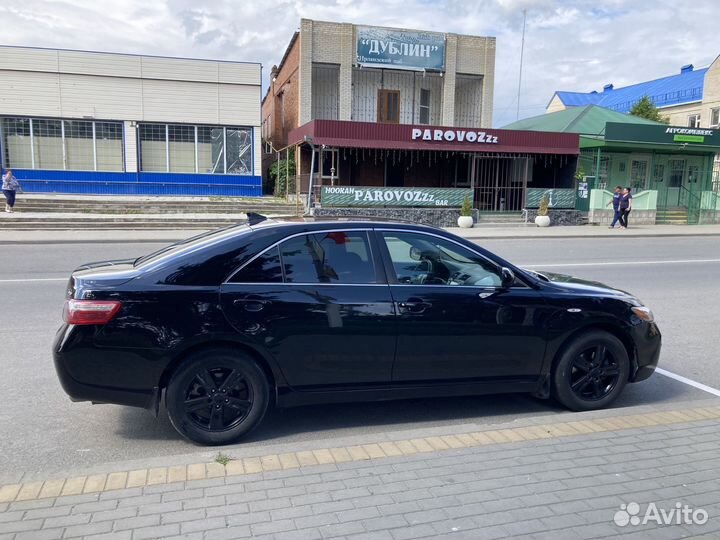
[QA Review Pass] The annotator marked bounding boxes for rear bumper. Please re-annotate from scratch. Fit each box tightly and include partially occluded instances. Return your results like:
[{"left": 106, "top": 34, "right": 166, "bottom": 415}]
[
  {"left": 53, "top": 324, "right": 156, "bottom": 409},
  {"left": 630, "top": 321, "right": 661, "bottom": 382}
]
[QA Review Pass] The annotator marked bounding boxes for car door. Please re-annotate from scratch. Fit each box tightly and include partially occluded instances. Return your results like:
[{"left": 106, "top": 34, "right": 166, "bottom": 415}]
[
  {"left": 220, "top": 229, "right": 396, "bottom": 388},
  {"left": 376, "top": 229, "right": 549, "bottom": 383}
]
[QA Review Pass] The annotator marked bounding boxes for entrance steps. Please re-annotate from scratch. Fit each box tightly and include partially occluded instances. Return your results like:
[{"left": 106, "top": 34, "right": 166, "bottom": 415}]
[
  {"left": 475, "top": 212, "right": 533, "bottom": 228},
  {"left": 656, "top": 207, "right": 689, "bottom": 225}
]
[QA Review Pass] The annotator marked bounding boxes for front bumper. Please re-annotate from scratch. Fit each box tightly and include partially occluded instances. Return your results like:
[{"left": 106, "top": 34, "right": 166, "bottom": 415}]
[{"left": 630, "top": 321, "right": 661, "bottom": 382}]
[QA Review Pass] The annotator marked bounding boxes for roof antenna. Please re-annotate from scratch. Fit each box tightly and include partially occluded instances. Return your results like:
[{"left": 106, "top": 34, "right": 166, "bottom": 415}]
[
  {"left": 516, "top": 8, "right": 527, "bottom": 121},
  {"left": 246, "top": 212, "right": 267, "bottom": 226}
]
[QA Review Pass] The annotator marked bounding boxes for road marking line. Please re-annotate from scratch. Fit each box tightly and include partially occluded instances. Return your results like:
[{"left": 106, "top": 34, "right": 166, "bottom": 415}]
[
  {"left": 0, "top": 277, "right": 67, "bottom": 283},
  {"left": 656, "top": 367, "right": 720, "bottom": 397},
  {"left": 2, "top": 405, "right": 719, "bottom": 503},
  {"left": 523, "top": 258, "right": 720, "bottom": 268}
]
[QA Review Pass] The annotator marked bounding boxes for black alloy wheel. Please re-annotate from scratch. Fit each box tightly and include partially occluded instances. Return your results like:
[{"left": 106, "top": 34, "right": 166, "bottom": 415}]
[
  {"left": 552, "top": 330, "right": 630, "bottom": 411},
  {"left": 166, "top": 348, "right": 269, "bottom": 445},
  {"left": 568, "top": 345, "right": 621, "bottom": 401},
  {"left": 183, "top": 367, "right": 253, "bottom": 431}
]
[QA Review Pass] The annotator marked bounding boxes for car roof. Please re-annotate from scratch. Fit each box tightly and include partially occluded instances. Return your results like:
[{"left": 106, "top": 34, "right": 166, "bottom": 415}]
[{"left": 249, "top": 216, "right": 444, "bottom": 234}]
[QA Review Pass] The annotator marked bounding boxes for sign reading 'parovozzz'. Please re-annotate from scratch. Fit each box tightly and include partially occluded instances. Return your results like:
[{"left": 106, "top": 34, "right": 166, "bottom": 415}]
[
  {"left": 322, "top": 186, "right": 472, "bottom": 207},
  {"left": 356, "top": 26, "right": 445, "bottom": 72}
]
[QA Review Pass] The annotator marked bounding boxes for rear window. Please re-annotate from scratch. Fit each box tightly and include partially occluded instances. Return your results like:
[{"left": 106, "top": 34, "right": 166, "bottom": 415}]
[{"left": 134, "top": 224, "right": 251, "bottom": 268}]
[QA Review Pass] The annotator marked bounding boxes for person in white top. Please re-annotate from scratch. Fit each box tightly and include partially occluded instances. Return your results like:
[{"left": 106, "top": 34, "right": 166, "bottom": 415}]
[{"left": 2, "top": 169, "right": 20, "bottom": 213}]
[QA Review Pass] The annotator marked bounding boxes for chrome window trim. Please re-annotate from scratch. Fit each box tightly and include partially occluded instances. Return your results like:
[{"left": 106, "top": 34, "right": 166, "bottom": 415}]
[
  {"left": 376, "top": 228, "right": 530, "bottom": 290},
  {"left": 223, "top": 228, "right": 377, "bottom": 285}
]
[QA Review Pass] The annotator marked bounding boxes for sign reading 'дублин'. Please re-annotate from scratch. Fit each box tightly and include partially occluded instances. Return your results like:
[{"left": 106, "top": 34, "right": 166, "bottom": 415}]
[
  {"left": 356, "top": 26, "right": 445, "bottom": 72},
  {"left": 322, "top": 186, "right": 471, "bottom": 207}
]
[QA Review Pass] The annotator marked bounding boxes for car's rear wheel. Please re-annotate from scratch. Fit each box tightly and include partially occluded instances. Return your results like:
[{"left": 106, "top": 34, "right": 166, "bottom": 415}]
[
  {"left": 552, "top": 330, "right": 629, "bottom": 411},
  {"left": 166, "top": 348, "right": 269, "bottom": 445}
]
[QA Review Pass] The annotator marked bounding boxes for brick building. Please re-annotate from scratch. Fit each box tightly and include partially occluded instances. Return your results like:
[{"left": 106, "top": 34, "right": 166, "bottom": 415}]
[{"left": 262, "top": 19, "right": 579, "bottom": 213}]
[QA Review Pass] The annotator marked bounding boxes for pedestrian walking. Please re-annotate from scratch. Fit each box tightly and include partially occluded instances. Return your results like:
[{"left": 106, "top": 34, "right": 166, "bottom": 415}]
[
  {"left": 606, "top": 185, "right": 623, "bottom": 228},
  {"left": 2, "top": 168, "right": 21, "bottom": 213},
  {"left": 619, "top": 187, "right": 632, "bottom": 229}
]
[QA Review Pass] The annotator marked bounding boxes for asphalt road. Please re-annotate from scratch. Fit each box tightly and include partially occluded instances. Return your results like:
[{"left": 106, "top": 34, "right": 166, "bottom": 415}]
[{"left": 1, "top": 235, "right": 719, "bottom": 482}]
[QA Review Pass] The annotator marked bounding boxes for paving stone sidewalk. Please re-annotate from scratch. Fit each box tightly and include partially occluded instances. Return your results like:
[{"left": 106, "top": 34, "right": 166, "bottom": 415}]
[{"left": 2, "top": 407, "right": 720, "bottom": 540}]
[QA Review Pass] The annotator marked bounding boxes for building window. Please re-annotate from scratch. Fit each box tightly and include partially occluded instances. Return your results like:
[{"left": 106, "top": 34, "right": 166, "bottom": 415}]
[
  {"left": 33, "top": 119, "right": 63, "bottom": 170},
  {"left": 687, "top": 114, "right": 701, "bottom": 128},
  {"left": 168, "top": 125, "right": 196, "bottom": 173},
  {"left": 0, "top": 116, "right": 123, "bottom": 171},
  {"left": 711, "top": 108, "right": 720, "bottom": 128},
  {"left": 138, "top": 124, "right": 167, "bottom": 172},
  {"left": 197, "top": 126, "right": 224, "bottom": 174},
  {"left": 1, "top": 118, "right": 32, "bottom": 169},
  {"left": 95, "top": 122, "right": 123, "bottom": 171},
  {"left": 138, "top": 123, "right": 252, "bottom": 175},
  {"left": 64, "top": 120, "right": 94, "bottom": 171},
  {"left": 419, "top": 89, "right": 431, "bottom": 125}
]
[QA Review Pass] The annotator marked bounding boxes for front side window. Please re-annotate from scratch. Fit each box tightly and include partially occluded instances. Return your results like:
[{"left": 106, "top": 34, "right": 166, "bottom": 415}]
[
  {"left": 280, "top": 231, "right": 375, "bottom": 284},
  {"left": 381, "top": 232, "right": 502, "bottom": 287}
]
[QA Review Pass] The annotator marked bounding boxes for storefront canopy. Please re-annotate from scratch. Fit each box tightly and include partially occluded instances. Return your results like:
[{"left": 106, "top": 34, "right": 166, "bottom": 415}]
[{"left": 288, "top": 120, "right": 579, "bottom": 155}]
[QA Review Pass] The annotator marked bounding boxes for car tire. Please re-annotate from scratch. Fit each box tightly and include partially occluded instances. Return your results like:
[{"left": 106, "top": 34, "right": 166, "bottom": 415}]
[
  {"left": 166, "top": 348, "right": 270, "bottom": 445},
  {"left": 552, "top": 330, "right": 630, "bottom": 412}
]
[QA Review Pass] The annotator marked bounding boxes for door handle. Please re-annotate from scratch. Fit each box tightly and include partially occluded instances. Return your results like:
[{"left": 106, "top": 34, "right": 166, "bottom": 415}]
[
  {"left": 233, "top": 298, "right": 270, "bottom": 312},
  {"left": 477, "top": 290, "right": 498, "bottom": 299},
  {"left": 398, "top": 299, "right": 430, "bottom": 314}
]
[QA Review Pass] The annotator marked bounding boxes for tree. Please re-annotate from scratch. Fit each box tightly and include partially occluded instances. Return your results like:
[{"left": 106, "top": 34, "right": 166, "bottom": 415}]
[
  {"left": 629, "top": 96, "right": 669, "bottom": 124},
  {"left": 269, "top": 149, "right": 296, "bottom": 197}
]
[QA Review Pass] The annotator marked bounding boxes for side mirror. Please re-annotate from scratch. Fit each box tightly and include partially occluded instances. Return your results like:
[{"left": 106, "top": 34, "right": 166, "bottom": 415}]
[{"left": 501, "top": 267, "right": 515, "bottom": 288}]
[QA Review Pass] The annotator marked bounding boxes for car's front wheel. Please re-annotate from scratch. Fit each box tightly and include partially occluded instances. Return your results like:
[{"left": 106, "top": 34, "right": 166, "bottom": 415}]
[
  {"left": 166, "top": 348, "right": 269, "bottom": 445},
  {"left": 552, "top": 330, "right": 630, "bottom": 411}
]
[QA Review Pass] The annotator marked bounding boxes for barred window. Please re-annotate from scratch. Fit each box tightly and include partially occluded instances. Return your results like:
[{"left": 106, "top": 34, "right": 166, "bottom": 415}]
[
  {"left": 1, "top": 118, "right": 32, "bottom": 169},
  {"left": 226, "top": 127, "right": 252, "bottom": 175},
  {"left": 197, "top": 126, "right": 225, "bottom": 174},
  {"left": 95, "top": 122, "right": 123, "bottom": 171},
  {"left": 1, "top": 117, "right": 123, "bottom": 171},
  {"left": 138, "top": 123, "right": 252, "bottom": 175},
  {"left": 64, "top": 120, "right": 95, "bottom": 171},
  {"left": 139, "top": 124, "right": 167, "bottom": 172},
  {"left": 33, "top": 119, "right": 63, "bottom": 170},
  {"left": 168, "top": 124, "right": 196, "bottom": 173}
]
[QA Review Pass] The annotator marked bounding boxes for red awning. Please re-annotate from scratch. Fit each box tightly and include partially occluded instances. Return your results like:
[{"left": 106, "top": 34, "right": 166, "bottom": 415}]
[{"left": 288, "top": 120, "right": 579, "bottom": 155}]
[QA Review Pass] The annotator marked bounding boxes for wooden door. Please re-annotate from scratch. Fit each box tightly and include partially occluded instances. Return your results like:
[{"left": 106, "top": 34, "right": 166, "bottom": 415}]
[{"left": 377, "top": 90, "right": 400, "bottom": 124}]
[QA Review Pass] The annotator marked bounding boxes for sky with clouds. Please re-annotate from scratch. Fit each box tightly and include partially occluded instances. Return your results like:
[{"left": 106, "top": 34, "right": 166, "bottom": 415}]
[{"left": 1, "top": 0, "right": 718, "bottom": 127}]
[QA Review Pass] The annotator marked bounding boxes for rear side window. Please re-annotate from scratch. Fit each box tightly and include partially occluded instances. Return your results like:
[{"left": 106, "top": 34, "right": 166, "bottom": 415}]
[
  {"left": 229, "top": 246, "right": 283, "bottom": 283},
  {"left": 281, "top": 231, "right": 376, "bottom": 284}
]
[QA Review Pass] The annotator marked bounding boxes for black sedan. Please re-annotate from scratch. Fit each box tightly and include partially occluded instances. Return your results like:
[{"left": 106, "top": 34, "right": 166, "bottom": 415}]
[{"left": 54, "top": 218, "right": 661, "bottom": 445}]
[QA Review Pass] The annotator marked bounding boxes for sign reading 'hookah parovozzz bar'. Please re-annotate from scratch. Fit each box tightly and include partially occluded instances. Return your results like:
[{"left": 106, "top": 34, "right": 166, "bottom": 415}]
[{"left": 322, "top": 186, "right": 472, "bottom": 207}]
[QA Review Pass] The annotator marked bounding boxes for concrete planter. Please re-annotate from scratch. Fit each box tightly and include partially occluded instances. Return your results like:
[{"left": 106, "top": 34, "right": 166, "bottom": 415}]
[
  {"left": 535, "top": 215, "right": 551, "bottom": 227},
  {"left": 457, "top": 215, "right": 474, "bottom": 228}
]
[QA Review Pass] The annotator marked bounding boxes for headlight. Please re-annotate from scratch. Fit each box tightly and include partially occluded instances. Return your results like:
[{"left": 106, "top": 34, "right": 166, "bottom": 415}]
[{"left": 631, "top": 306, "right": 654, "bottom": 322}]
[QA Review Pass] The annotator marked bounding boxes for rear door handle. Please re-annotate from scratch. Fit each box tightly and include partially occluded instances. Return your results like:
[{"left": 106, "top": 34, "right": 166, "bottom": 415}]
[{"left": 233, "top": 297, "right": 270, "bottom": 312}]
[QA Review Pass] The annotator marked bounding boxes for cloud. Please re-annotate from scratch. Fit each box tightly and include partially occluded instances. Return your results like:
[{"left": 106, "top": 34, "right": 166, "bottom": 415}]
[{"left": 0, "top": 0, "right": 718, "bottom": 127}]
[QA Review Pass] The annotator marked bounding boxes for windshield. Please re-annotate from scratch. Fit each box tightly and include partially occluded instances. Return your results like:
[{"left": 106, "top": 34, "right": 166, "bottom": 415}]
[{"left": 134, "top": 224, "right": 251, "bottom": 267}]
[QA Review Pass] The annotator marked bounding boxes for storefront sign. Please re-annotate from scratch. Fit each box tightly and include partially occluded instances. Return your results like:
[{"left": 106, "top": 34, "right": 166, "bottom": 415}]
[
  {"left": 605, "top": 123, "right": 720, "bottom": 148},
  {"left": 411, "top": 128, "right": 499, "bottom": 144},
  {"left": 322, "top": 186, "right": 471, "bottom": 207},
  {"left": 526, "top": 188, "right": 576, "bottom": 209},
  {"left": 356, "top": 26, "right": 445, "bottom": 72}
]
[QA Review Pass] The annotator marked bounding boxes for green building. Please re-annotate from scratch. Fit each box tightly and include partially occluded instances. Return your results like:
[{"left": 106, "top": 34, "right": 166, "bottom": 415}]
[{"left": 504, "top": 105, "right": 720, "bottom": 224}]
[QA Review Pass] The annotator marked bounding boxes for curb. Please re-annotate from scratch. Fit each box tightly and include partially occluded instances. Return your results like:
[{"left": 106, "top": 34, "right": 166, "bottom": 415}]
[{"left": 2, "top": 404, "right": 719, "bottom": 503}]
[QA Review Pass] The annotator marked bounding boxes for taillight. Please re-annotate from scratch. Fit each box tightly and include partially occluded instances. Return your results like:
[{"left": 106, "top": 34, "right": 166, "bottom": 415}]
[{"left": 63, "top": 300, "right": 122, "bottom": 325}]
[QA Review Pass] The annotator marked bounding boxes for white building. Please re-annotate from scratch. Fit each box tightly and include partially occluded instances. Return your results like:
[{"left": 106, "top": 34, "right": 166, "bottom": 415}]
[{"left": 0, "top": 46, "right": 262, "bottom": 196}]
